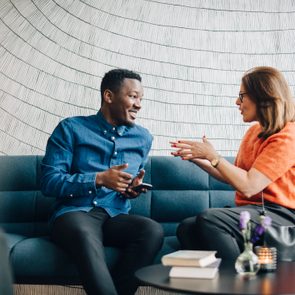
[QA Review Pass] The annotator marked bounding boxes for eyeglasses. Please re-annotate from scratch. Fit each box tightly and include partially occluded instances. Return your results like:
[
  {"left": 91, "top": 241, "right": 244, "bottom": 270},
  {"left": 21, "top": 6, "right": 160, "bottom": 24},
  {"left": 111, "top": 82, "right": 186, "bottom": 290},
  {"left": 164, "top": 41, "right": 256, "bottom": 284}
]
[{"left": 238, "top": 92, "right": 247, "bottom": 103}]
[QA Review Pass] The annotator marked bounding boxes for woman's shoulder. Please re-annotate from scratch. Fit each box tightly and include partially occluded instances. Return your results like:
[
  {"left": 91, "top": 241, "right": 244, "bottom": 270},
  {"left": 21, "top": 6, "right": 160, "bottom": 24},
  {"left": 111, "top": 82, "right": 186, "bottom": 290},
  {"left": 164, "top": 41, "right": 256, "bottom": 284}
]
[
  {"left": 272, "top": 121, "right": 295, "bottom": 137},
  {"left": 243, "top": 123, "right": 261, "bottom": 140},
  {"left": 267, "top": 122, "right": 295, "bottom": 145}
]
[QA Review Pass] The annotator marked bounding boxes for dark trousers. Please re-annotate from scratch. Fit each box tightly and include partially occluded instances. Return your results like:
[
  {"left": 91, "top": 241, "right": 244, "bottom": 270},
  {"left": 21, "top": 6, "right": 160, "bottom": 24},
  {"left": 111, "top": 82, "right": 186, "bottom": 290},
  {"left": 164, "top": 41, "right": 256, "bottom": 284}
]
[
  {"left": 51, "top": 208, "right": 164, "bottom": 295},
  {"left": 177, "top": 203, "right": 295, "bottom": 261}
]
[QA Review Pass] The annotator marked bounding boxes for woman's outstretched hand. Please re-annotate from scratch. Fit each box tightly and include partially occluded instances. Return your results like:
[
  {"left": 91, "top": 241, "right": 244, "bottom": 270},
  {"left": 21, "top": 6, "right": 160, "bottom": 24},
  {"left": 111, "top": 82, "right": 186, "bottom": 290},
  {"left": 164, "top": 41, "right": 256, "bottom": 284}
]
[{"left": 170, "top": 136, "right": 218, "bottom": 161}]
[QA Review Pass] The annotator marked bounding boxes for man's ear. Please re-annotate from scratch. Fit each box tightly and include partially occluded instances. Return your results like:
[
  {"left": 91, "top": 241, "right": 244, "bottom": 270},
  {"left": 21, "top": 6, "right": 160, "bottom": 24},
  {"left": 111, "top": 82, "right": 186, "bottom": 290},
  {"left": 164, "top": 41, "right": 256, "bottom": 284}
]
[{"left": 103, "top": 89, "right": 113, "bottom": 104}]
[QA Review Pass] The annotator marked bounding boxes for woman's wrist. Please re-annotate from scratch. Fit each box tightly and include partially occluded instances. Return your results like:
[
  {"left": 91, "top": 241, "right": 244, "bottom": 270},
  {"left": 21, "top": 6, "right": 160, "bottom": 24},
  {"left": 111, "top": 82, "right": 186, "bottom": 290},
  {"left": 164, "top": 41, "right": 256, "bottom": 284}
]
[
  {"left": 209, "top": 153, "right": 221, "bottom": 168},
  {"left": 207, "top": 152, "right": 220, "bottom": 162}
]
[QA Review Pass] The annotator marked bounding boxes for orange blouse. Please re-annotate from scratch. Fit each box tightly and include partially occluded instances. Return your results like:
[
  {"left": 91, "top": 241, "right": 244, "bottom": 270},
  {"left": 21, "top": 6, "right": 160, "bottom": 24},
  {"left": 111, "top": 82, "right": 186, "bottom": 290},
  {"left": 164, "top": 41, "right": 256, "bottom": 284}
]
[{"left": 235, "top": 122, "right": 295, "bottom": 209}]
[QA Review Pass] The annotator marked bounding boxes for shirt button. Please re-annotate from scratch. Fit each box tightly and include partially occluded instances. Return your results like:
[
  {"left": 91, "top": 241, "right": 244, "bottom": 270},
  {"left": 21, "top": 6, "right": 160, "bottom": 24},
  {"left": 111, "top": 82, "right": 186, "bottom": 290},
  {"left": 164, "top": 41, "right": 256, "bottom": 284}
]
[
  {"left": 111, "top": 136, "right": 115, "bottom": 141},
  {"left": 103, "top": 130, "right": 107, "bottom": 134},
  {"left": 88, "top": 190, "right": 92, "bottom": 194},
  {"left": 69, "top": 194, "right": 73, "bottom": 198},
  {"left": 114, "top": 151, "right": 118, "bottom": 156},
  {"left": 93, "top": 200, "right": 97, "bottom": 206},
  {"left": 112, "top": 127, "right": 116, "bottom": 131}
]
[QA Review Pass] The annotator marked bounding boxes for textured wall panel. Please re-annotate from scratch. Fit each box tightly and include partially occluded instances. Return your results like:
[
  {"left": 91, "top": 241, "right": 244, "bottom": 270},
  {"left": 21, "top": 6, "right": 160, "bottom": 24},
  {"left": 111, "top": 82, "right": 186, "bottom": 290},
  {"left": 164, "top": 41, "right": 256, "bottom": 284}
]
[{"left": 0, "top": 0, "right": 294, "bottom": 156}]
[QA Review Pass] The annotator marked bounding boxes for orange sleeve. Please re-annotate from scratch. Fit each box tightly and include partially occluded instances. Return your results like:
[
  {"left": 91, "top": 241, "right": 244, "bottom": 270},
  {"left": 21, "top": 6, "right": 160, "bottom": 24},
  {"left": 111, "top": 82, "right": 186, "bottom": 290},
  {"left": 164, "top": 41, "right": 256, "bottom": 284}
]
[{"left": 252, "top": 126, "right": 295, "bottom": 181}]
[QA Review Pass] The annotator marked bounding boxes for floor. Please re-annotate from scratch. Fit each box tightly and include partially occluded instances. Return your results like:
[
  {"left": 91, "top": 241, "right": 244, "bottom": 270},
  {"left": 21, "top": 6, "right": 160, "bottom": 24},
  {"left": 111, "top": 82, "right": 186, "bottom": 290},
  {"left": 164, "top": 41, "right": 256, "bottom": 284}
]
[{"left": 14, "top": 285, "right": 185, "bottom": 295}]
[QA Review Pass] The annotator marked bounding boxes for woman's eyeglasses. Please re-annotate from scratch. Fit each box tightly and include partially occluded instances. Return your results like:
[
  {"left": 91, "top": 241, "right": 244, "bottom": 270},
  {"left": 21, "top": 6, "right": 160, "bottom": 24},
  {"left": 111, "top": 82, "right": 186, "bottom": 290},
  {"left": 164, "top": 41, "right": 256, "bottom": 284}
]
[{"left": 238, "top": 92, "right": 247, "bottom": 103}]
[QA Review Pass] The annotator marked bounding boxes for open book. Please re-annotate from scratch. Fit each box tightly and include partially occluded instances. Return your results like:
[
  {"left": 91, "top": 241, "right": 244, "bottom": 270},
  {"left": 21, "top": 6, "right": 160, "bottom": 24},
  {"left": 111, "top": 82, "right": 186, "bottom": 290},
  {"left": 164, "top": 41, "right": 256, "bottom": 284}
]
[
  {"left": 161, "top": 250, "right": 217, "bottom": 267},
  {"left": 169, "top": 258, "right": 221, "bottom": 279}
]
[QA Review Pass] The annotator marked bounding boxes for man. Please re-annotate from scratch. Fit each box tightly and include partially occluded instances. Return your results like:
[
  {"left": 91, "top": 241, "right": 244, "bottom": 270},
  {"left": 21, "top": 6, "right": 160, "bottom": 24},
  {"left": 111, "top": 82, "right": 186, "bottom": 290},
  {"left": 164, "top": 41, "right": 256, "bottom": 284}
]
[{"left": 41, "top": 69, "right": 164, "bottom": 295}]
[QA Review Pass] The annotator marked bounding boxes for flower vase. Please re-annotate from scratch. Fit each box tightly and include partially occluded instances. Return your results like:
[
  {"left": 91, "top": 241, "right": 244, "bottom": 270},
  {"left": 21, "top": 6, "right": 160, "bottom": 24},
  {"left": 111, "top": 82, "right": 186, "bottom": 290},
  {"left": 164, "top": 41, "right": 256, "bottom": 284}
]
[{"left": 235, "top": 242, "right": 260, "bottom": 276}]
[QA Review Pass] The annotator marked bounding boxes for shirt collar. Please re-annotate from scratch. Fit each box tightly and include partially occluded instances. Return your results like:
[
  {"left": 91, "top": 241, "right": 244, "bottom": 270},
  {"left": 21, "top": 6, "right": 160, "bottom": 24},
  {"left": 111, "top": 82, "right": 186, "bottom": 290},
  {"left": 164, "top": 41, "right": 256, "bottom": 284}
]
[{"left": 96, "top": 111, "right": 128, "bottom": 136}]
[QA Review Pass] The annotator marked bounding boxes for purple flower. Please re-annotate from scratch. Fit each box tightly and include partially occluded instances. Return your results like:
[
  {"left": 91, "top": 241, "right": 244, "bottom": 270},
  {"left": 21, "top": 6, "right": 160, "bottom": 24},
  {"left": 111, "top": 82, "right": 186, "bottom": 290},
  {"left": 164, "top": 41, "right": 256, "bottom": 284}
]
[
  {"left": 261, "top": 215, "right": 272, "bottom": 228},
  {"left": 254, "top": 224, "right": 265, "bottom": 236},
  {"left": 251, "top": 224, "right": 265, "bottom": 243},
  {"left": 239, "top": 211, "right": 272, "bottom": 245},
  {"left": 239, "top": 211, "right": 250, "bottom": 230}
]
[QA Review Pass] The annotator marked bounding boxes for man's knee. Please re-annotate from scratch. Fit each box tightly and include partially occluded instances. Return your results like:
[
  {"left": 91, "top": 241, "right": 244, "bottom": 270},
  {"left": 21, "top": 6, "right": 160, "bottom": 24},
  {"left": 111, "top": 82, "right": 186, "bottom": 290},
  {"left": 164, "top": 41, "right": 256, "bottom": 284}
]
[
  {"left": 143, "top": 218, "right": 164, "bottom": 241},
  {"left": 135, "top": 217, "right": 164, "bottom": 250}
]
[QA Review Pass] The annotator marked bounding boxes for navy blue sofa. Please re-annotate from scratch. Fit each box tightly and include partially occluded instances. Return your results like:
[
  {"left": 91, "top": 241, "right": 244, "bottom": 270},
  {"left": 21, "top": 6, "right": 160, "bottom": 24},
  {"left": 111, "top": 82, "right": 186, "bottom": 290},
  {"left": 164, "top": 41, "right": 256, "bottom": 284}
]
[{"left": 0, "top": 155, "right": 235, "bottom": 285}]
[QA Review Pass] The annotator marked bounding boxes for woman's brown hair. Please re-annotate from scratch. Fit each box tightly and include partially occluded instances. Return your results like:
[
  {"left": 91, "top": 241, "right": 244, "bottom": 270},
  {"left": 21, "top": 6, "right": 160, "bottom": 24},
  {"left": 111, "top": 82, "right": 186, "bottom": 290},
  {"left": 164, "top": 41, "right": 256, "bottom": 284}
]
[{"left": 242, "top": 66, "right": 295, "bottom": 139}]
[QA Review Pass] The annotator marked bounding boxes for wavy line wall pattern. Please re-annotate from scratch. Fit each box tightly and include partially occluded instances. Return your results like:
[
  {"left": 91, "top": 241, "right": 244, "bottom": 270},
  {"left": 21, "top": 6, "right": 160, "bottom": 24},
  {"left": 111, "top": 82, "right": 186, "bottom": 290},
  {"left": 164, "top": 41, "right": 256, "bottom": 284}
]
[{"left": 0, "top": 0, "right": 294, "bottom": 156}]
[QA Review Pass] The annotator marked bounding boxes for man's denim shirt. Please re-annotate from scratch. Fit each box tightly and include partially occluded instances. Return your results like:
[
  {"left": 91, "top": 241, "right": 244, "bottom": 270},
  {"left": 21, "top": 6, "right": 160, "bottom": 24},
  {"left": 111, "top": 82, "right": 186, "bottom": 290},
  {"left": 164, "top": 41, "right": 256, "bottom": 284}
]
[{"left": 41, "top": 111, "right": 153, "bottom": 222}]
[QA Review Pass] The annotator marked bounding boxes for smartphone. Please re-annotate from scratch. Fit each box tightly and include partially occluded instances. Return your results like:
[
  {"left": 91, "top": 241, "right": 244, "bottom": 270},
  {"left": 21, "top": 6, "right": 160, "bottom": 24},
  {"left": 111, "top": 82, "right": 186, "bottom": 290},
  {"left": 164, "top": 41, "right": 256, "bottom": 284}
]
[{"left": 132, "top": 183, "right": 153, "bottom": 192}]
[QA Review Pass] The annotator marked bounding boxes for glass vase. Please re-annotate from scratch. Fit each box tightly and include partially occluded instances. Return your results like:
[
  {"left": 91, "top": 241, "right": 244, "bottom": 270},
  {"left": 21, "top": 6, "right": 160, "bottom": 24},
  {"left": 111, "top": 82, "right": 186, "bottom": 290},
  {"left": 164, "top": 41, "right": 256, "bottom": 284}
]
[{"left": 235, "top": 242, "right": 260, "bottom": 276}]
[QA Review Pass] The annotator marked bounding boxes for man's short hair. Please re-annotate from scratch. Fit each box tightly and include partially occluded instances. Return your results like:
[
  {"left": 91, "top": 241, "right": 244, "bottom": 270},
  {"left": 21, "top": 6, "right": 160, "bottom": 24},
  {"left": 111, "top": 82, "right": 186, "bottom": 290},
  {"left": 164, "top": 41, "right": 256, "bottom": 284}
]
[{"left": 100, "top": 69, "right": 142, "bottom": 104}]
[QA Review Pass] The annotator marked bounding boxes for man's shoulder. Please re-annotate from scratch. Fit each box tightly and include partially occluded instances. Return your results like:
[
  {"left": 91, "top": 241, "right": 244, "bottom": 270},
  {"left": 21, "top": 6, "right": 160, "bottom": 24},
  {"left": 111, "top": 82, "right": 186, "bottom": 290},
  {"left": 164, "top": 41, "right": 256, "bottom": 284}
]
[{"left": 60, "top": 114, "right": 96, "bottom": 126}]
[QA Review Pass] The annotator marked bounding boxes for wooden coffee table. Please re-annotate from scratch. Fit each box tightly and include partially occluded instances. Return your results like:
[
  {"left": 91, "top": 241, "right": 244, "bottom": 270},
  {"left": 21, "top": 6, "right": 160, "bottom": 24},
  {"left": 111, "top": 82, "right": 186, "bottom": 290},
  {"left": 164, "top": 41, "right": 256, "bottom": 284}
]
[{"left": 135, "top": 261, "right": 295, "bottom": 294}]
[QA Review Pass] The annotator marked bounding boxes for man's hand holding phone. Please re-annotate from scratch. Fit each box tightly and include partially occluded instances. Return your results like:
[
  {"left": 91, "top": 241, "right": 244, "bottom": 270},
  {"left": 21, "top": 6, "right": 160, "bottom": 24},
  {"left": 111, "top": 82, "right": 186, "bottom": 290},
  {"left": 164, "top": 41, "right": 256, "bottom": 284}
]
[
  {"left": 132, "top": 183, "right": 153, "bottom": 192},
  {"left": 123, "top": 169, "right": 153, "bottom": 199},
  {"left": 125, "top": 182, "right": 153, "bottom": 199}
]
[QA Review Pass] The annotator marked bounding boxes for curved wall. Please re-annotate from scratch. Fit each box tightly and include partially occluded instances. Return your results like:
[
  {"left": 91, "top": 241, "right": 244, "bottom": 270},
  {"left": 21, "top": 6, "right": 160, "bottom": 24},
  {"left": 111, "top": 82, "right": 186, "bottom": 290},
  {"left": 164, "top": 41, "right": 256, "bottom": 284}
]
[{"left": 0, "top": 0, "right": 294, "bottom": 155}]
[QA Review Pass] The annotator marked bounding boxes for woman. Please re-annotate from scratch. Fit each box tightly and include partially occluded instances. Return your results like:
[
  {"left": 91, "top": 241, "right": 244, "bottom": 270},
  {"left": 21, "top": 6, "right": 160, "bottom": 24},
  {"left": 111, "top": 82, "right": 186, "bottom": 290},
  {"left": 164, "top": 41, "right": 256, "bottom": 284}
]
[{"left": 171, "top": 66, "right": 295, "bottom": 260}]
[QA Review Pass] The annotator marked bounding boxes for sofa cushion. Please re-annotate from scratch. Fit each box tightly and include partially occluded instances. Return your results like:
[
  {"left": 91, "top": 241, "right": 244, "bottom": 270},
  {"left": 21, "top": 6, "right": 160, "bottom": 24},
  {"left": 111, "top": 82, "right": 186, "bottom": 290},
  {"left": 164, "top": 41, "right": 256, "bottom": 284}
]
[
  {"left": 151, "top": 156, "right": 208, "bottom": 190},
  {"left": 152, "top": 190, "right": 209, "bottom": 222},
  {"left": 10, "top": 236, "right": 120, "bottom": 284},
  {"left": 5, "top": 233, "right": 27, "bottom": 252},
  {"left": 210, "top": 190, "right": 235, "bottom": 208}
]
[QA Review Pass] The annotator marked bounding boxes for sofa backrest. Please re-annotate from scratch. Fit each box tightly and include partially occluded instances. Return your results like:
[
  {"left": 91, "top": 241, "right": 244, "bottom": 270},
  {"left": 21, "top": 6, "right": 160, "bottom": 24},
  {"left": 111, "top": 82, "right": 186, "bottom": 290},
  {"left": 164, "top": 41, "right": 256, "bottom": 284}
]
[
  {"left": 0, "top": 156, "right": 50, "bottom": 236},
  {"left": 130, "top": 156, "right": 235, "bottom": 236},
  {"left": 0, "top": 155, "right": 235, "bottom": 237}
]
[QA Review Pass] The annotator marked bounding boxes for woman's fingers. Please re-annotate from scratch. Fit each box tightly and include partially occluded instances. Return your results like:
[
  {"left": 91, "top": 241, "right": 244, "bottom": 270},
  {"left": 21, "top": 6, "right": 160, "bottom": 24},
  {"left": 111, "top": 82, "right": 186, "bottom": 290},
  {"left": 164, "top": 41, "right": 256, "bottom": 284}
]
[
  {"left": 171, "top": 142, "right": 194, "bottom": 149},
  {"left": 179, "top": 149, "right": 193, "bottom": 155}
]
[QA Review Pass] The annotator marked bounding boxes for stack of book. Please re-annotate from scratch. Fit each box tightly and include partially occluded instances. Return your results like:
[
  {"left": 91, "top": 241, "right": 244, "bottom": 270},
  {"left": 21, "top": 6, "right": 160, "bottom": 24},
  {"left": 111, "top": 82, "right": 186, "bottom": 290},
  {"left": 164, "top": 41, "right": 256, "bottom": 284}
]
[{"left": 161, "top": 250, "right": 221, "bottom": 279}]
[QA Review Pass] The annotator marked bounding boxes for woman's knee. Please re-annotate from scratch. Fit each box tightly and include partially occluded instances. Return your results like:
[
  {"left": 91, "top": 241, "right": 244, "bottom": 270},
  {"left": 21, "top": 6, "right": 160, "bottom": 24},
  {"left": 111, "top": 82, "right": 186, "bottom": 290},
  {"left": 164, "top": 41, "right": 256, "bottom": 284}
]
[
  {"left": 177, "top": 217, "right": 197, "bottom": 239},
  {"left": 196, "top": 209, "right": 222, "bottom": 228},
  {"left": 177, "top": 216, "right": 199, "bottom": 249}
]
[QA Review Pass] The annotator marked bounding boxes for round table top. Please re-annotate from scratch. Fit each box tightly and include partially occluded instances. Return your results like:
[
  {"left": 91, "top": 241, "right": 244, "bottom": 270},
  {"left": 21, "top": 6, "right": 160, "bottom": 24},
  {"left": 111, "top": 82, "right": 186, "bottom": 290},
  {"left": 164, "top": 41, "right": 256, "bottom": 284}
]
[{"left": 135, "top": 261, "right": 295, "bottom": 294}]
